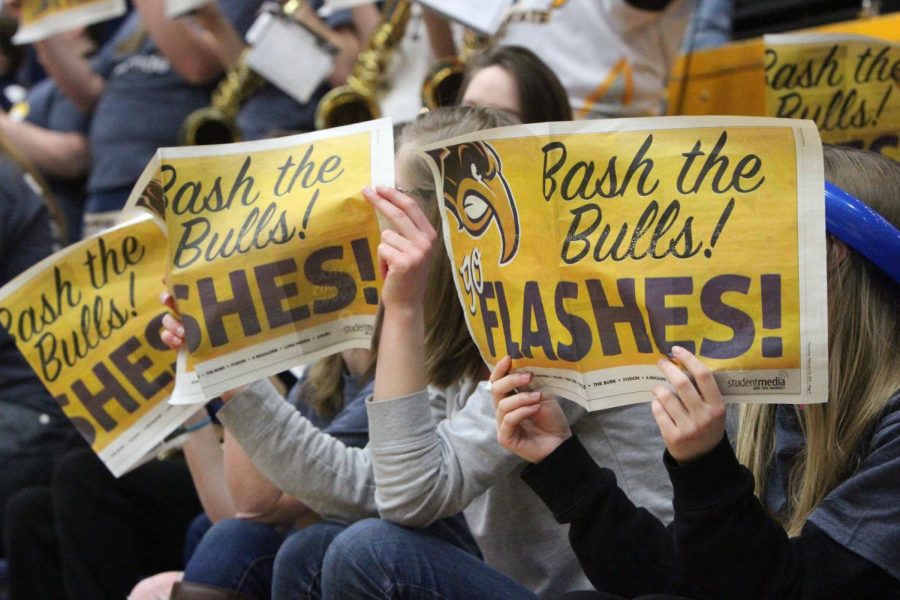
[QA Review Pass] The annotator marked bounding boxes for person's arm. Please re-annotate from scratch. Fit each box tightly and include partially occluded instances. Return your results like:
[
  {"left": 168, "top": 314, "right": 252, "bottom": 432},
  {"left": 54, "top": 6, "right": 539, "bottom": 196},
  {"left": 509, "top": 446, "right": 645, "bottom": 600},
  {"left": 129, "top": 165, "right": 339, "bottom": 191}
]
[
  {"left": 362, "top": 186, "right": 544, "bottom": 526},
  {"left": 131, "top": 0, "right": 227, "bottom": 84},
  {"left": 422, "top": 8, "right": 456, "bottom": 58},
  {"left": 159, "top": 303, "right": 378, "bottom": 523},
  {"left": 492, "top": 355, "right": 690, "bottom": 597},
  {"left": 668, "top": 436, "right": 899, "bottom": 599},
  {"left": 181, "top": 410, "right": 235, "bottom": 523},
  {"left": 0, "top": 114, "right": 88, "bottom": 179},
  {"left": 223, "top": 429, "right": 311, "bottom": 526},
  {"left": 365, "top": 185, "right": 434, "bottom": 403},
  {"left": 653, "top": 347, "right": 900, "bottom": 599},
  {"left": 190, "top": 3, "right": 246, "bottom": 68},
  {"left": 522, "top": 435, "right": 692, "bottom": 598},
  {"left": 350, "top": 4, "right": 380, "bottom": 46},
  {"left": 34, "top": 37, "right": 106, "bottom": 113},
  {"left": 216, "top": 379, "right": 379, "bottom": 522}
]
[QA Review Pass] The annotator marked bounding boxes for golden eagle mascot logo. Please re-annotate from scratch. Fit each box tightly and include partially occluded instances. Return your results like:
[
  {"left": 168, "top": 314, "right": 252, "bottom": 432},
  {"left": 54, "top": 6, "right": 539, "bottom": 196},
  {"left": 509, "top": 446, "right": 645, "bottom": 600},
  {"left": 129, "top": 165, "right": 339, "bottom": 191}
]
[{"left": 427, "top": 141, "right": 520, "bottom": 265}]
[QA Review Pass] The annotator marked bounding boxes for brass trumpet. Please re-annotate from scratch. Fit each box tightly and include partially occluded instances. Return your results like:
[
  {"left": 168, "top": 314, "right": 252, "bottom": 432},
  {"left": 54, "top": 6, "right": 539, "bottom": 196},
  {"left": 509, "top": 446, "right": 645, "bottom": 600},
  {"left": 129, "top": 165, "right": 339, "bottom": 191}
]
[
  {"left": 179, "top": 0, "right": 309, "bottom": 146},
  {"left": 315, "top": 0, "right": 412, "bottom": 129},
  {"left": 179, "top": 48, "right": 265, "bottom": 146},
  {"left": 421, "top": 57, "right": 465, "bottom": 110},
  {"left": 420, "top": 30, "right": 492, "bottom": 111}
]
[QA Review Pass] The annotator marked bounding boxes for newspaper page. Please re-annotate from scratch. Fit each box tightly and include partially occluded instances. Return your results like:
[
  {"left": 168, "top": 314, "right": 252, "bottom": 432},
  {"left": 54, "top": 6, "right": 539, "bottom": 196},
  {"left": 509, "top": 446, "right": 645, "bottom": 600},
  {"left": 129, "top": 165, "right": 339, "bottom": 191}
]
[
  {"left": 0, "top": 215, "right": 195, "bottom": 476},
  {"left": 419, "top": 116, "right": 828, "bottom": 411},
  {"left": 13, "top": 0, "right": 126, "bottom": 44},
  {"left": 765, "top": 33, "right": 899, "bottom": 158},
  {"left": 125, "top": 119, "right": 393, "bottom": 402},
  {"left": 414, "top": 0, "right": 513, "bottom": 35},
  {"left": 166, "top": 0, "right": 213, "bottom": 19}
]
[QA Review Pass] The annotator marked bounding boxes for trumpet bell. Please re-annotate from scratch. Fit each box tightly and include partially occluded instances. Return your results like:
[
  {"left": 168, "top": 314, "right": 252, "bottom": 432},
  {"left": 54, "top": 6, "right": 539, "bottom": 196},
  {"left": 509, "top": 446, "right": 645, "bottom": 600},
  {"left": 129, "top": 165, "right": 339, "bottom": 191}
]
[
  {"left": 314, "top": 85, "right": 382, "bottom": 130},
  {"left": 421, "top": 58, "right": 465, "bottom": 111},
  {"left": 179, "top": 107, "right": 243, "bottom": 146}
]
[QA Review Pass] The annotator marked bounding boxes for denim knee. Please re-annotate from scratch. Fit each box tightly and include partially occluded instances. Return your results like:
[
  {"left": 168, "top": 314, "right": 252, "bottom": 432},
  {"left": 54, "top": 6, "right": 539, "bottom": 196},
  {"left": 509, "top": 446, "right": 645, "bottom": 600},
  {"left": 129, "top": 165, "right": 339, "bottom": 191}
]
[
  {"left": 183, "top": 518, "right": 284, "bottom": 596},
  {"left": 272, "top": 521, "right": 346, "bottom": 600},
  {"left": 320, "top": 519, "right": 407, "bottom": 597}
]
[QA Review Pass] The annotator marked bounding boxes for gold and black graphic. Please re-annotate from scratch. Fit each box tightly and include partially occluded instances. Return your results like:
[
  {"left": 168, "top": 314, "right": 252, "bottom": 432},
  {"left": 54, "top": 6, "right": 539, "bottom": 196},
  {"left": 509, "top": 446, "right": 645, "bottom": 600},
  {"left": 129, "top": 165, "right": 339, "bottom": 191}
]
[
  {"left": 135, "top": 177, "right": 165, "bottom": 222},
  {"left": 428, "top": 141, "right": 519, "bottom": 265}
]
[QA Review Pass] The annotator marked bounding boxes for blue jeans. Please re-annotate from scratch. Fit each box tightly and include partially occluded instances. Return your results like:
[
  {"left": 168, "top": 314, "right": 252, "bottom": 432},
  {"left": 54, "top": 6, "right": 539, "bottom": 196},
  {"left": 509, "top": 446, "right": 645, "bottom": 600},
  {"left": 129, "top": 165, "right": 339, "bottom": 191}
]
[
  {"left": 183, "top": 513, "right": 213, "bottom": 565},
  {"left": 182, "top": 518, "right": 286, "bottom": 599},
  {"left": 320, "top": 519, "right": 535, "bottom": 599},
  {"left": 272, "top": 521, "right": 348, "bottom": 600}
]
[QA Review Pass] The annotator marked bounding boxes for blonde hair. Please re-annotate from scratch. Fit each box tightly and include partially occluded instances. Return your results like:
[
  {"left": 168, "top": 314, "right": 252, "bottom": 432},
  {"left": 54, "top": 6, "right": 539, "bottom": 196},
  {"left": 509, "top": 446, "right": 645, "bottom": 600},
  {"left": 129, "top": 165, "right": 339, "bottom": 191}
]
[
  {"left": 736, "top": 145, "right": 900, "bottom": 535},
  {"left": 384, "top": 106, "right": 520, "bottom": 389},
  {"left": 297, "top": 353, "right": 370, "bottom": 420}
]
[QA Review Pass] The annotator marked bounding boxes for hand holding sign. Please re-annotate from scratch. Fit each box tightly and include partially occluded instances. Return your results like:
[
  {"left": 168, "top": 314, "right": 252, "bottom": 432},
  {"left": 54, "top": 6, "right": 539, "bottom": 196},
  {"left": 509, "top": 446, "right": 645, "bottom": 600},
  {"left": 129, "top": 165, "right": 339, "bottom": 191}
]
[
  {"left": 491, "top": 355, "right": 572, "bottom": 464},
  {"left": 362, "top": 185, "right": 438, "bottom": 312},
  {"left": 651, "top": 346, "right": 726, "bottom": 464}
]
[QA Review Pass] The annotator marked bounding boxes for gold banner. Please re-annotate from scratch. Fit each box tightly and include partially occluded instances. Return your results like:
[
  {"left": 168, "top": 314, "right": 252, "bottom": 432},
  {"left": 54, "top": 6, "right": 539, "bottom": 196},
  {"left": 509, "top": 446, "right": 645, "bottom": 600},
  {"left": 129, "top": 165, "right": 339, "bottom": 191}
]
[
  {"left": 126, "top": 119, "right": 394, "bottom": 401},
  {"left": 420, "top": 117, "right": 828, "bottom": 411},
  {"left": 765, "top": 33, "right": 900, "bottom": 159},
  {"left": 0, "top": 216, "right": 193, "bottom": 475}
]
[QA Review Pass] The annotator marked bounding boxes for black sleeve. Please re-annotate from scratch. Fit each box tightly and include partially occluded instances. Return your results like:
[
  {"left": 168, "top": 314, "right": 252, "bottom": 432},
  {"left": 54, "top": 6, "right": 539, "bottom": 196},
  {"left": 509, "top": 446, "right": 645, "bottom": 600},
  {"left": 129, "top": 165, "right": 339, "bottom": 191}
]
[
  {"left": 668, "top": 436, "right": 900, "bottom": 600},
  {"left": 521, "top": 435, "right": 693, "bottom": 598}
]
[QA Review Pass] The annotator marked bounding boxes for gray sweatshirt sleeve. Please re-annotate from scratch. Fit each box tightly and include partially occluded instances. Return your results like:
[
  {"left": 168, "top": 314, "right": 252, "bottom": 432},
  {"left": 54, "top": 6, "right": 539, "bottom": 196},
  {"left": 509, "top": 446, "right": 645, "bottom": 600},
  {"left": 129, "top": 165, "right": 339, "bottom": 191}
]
[
  {"left": 216, "top": 379, "right": 377, "bottom": 523},
  {"left": 367, "top": 382, "right": 525, "bottom": 527}
]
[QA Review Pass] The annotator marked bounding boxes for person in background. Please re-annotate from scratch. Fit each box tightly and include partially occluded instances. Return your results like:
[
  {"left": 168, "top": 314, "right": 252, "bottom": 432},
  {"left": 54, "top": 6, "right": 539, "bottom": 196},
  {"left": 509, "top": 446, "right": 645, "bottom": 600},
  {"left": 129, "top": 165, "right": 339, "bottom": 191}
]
[
  {"left": 315, "top": 106, "right": 672, "bottom": 599},
  {"left": 164, "top": 348, "right": 375, "bottom": 600},
  {"left": 0, "top": 26, "right": 97, "bottom": 244},
  {"left": 493, "top": 145, "right": 900, "bottom": 598},
  {"left": 427, "top": 0, "right": 693, "bottom": 119},
  {"left": 190, "top": 0, "right": 372, "bottom": 139},
  {"left": 0, "top": 156, "right": 84, "bottom": 567},
  {"left": 458, "top": 44, "right": 572, "bottom": 123},
  {"left": 33, "top": 0, "right": 262, "bottom": 235}
]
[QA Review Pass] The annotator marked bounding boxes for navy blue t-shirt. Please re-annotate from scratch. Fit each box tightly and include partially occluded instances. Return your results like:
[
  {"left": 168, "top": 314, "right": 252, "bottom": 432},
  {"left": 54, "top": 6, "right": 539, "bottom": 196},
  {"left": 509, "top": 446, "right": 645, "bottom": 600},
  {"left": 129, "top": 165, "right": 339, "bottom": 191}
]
[
  {"left": 87, "top": 2, "right": 263, "bottom": 204},
  {"left": 286, "top": 369, "right": 371, "bottom": 448},
  {"left": 0, "top": 157, "right": 75, "bottom": 456},
  {"left": 765, "top": 394, "right": 900, "bottom": 581},
  {"left": 24, "top": 78, "right": 91, "bottom": 243}
]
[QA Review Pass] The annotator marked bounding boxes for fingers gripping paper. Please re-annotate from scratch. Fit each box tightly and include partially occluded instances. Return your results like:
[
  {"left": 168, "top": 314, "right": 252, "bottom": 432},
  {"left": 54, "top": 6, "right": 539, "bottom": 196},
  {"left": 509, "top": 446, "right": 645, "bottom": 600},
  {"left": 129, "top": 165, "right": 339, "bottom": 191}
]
[
  {"left": 0, "top": 216, "right": 194, "bottom": 476},
  {"left": 420, "top": 117, "right": 828, "bottom": 412},
  {"left": 125, "top": 120, "right": 393, "bottom": 403}
]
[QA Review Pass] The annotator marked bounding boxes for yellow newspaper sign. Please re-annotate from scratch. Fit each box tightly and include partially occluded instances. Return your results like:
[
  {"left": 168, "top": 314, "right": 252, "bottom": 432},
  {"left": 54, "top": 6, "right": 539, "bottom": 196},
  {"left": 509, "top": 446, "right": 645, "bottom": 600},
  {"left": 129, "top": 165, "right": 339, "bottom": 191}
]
[
  {"left": 13, "top": 0, "right": 126, "bottom": 44},
  {"left": 125, "top": 119, "right": 393, "bottom": 401},
  {"left": 765, "top": 34, "right": 899, "bottom": 157},
  {"left": 0, "top": 216, "right": 194, "bottom": 475},
  {"left": 420, "top": 117, "right": 828, "bottom": 411}
]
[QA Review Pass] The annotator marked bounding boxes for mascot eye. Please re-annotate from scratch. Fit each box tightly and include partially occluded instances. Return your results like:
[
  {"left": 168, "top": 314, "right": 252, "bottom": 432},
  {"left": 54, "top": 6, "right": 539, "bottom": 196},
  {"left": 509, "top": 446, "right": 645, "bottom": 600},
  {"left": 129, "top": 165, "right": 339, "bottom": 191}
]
[
  {"left": 470, "top": 162, "right": 483, "bottom": 183},
  {"left": 463, "top": 194, "right": 489, "bottom": 222}
]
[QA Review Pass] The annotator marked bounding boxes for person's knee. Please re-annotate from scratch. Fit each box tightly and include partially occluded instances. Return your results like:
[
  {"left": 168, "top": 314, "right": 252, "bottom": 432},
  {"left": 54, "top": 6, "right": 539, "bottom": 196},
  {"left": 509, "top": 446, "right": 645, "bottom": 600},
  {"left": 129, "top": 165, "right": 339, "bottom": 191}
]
[
  {"left": 203, "top": 519, "right": 280, "bottom": 548},
  {"left": 184, "top": 518, "right": 282, "bottom": 591},
  {"left": 272, "top": 522, "right": 345, "bottom": 599},
  {"left": 188, "top": 518, "right": 282, "bottom": 574},
  {"left": 321, "top": 519, "right": 405, "bottom": 589}
]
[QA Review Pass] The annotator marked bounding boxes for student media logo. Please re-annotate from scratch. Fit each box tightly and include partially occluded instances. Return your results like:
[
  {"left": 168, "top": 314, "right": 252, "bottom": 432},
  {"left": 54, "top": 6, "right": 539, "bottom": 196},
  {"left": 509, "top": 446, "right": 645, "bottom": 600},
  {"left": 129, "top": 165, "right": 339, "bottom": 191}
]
[{"left": 725, "top": 370, "right": 789, "bottom": 392}]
